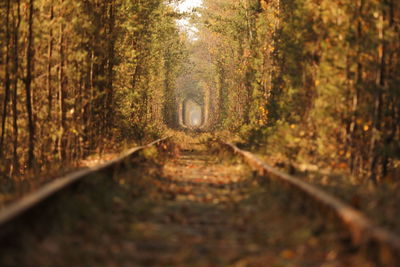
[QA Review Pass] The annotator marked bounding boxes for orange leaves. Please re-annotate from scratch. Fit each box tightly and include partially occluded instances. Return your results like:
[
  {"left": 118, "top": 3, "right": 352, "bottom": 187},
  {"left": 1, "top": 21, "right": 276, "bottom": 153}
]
[
  {"left": 185, "top": 164, "right": 195, "bottom": 169},
  {"left": 335, "top": 162, "right": 348, "bottom": 170},
  {"left": 280, "top": 249, "right": 296, "bottom": 259},
  {"left": 260, "top": 1, "right": 268, "bottom": 11},
  {"left": 243, "top": 48, "right": 252, "bottom": 58}
]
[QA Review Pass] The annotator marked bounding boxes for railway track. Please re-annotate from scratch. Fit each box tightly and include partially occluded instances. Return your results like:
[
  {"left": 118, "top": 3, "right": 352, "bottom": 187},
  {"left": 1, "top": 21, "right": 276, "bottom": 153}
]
[
  {"left": 0, "top": 138, "right": 169, "bottom": 240},
  {"left": 0, "top": 137, "right": 399, "bottom": 266},
  {"left": 221, "top": 142, "right": 400, "bottom": 266}
]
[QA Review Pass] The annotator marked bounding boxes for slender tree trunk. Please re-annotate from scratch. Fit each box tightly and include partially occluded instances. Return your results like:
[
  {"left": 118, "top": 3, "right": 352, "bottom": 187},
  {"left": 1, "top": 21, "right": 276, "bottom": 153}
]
[
  {"left": 368, "top": 4, "right": 386, "bottom": 183},
  {"left": 89, "top": 50, "right": 95, "bottom": 150},
  {"left": 58, "top": 0, "right": 66, "bottom": 161},
  {"left": 12, "top": 0, "right": 21, "bottom": 175},
  {"left": 106, "top": 0, "right": 115, "bottom": 137},
  {"left": 25, "top": 0, "right": 35, "bottom": 169},
  {"left": 0, "top": 0, "right": 11, "bottom": 158},
  {"left": 349, "top": 0, "right": 364, "bottom": 176},
  {"left": 47, "top": 3, "right": 54, "bottom": 120},
  {"left": 381, "top": 0, "right": 397, "bottom": 178},
  {"left": 217, "top": 61, "right": 226, "bottom": 123},
  {"left": 82, "top": 51, "right": 91, "bottom": 157}
]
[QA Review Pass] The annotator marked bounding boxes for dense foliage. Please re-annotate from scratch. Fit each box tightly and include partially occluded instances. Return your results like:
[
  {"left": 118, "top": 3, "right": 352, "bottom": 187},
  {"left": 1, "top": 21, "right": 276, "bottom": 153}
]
[
  {"left": 194, "top": 0, "right": 399, "bottom": 182},
  {"left": 0, "top": 0, "right": 186, "bottom": 179},
  {"left": 1, "top": 0, "right": 399, "bottom": 184}
]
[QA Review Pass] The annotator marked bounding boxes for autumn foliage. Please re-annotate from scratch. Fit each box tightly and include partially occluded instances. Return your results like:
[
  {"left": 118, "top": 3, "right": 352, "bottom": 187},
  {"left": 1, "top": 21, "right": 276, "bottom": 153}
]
[{"left": 193, "top": 0, "right": 400, "bottom": 182}]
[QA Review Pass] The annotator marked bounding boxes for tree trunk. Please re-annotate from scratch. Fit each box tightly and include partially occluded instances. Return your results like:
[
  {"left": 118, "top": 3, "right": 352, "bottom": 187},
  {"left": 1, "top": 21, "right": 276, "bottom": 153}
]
[
  {"left": 381, "top": 0, "right": 398, "bottom": 179},
  {"left": 0, "top": 0, "right": 11, "bottom": 158},
  {"left": 12, "top": 0, "right": 21, "bottom": 175},
  {"left": 25, "top": 0, "right": 35, "bottom": 169},
  {"left": 368, "top": 4, "right": 386, "bottom": 184},
  {"left": 106, "top": 0, "right": 115, "bottom": 137},
  {"left": 349, "top": 0, "right": 364, "bottom": 176},
  {"left": 47, "top": 2, "right": 54, "bottom": 120},
  {"left": 58, "top": 0, "right": 66, "bottom": 161}
]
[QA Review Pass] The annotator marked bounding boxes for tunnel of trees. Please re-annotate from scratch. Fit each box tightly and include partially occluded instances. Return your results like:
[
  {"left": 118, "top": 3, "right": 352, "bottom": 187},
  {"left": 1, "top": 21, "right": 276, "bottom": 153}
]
[{"left": 0, "top": 0, "right": 399, "bottom": 184}]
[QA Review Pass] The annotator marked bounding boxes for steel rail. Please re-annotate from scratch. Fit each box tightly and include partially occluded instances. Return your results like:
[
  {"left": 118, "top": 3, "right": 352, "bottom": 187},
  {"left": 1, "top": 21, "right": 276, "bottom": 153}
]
[
  {"left": 0, "top": 137, "right": 169, "bottom": 230},
  {"left": 222, "top": 141, "right": 400, "bottom": 266}
]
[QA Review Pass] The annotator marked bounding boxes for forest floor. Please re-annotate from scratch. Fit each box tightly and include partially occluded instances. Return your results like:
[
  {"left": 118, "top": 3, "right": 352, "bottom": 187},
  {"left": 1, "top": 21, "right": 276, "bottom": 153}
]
[{"left": 0, "top": 138, "right": 375, "bottom": 266}]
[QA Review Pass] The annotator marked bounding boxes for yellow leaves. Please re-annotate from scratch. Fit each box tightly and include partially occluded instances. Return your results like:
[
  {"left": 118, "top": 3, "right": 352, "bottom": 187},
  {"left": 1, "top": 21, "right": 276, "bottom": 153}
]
[
  {"left": 355, "top": 119, "right": 372, "bottom": 132},
  {"left": 260, "top": 1, "right": 268, "bottom": 11},
  {"left": 141, "top": 147, "right": 158, "bottom": 161},
  {"left": 243, "top": 48, "right": 251, "bottom": 58},
  {"left": 258, "top": 106, "right": 269, "bottom": 125}
]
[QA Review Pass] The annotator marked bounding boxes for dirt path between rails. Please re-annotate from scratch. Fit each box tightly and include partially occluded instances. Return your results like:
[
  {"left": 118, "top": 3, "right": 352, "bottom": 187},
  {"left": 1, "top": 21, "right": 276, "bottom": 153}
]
[{"left": 1, "top": 142, "right": 375, "bottom": 266}]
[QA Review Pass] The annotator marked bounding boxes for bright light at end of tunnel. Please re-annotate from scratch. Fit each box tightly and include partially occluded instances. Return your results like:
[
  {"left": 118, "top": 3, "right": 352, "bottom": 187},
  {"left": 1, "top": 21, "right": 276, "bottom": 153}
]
[
  {"left": 190, "top": 109, "right": 201, "bottom": 127},
  {"left": 176, "top": 0, "right": 203, "bottom": 12},
  {"left": 184, "top": 99, "right": 202, "bottom": 128}
]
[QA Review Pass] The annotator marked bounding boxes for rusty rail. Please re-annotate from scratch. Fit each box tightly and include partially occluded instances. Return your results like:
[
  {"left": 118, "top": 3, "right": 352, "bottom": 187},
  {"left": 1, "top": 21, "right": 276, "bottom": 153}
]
[
  {"left": 222, "top": 141, "right": 400, "bottom": 266},
  {"left": 0, "top": 137, "right": 169, "bottom": 232}
]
